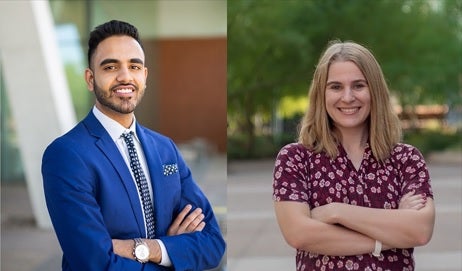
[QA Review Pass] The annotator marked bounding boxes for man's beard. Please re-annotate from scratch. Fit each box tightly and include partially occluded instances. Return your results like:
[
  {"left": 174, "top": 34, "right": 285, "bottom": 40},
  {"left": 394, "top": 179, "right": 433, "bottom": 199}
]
[{"left": 93, "top": 80, "right": 144, "bottom": 114}]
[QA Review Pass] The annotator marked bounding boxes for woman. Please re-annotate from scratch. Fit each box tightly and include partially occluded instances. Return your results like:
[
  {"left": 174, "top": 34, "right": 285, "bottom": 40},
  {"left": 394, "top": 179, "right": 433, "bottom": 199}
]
[{"left": 273, "top": 41, "right": 435, "bottom": 270}]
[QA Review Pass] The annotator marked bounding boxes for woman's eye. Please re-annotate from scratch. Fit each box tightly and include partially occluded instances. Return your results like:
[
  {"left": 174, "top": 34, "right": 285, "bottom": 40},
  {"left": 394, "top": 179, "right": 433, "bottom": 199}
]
[{"left": 330, "top": 85, "right": 341, "bottom": 90}]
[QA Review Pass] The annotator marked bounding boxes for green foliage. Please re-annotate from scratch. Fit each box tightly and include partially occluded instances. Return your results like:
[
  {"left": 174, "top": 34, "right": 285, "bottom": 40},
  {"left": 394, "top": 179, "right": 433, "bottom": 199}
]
[
  {"left": 228, "top": 0, "right": 462, "bottom": 159},
  {"left": 65, "top": 64, "right": 91, "bottom": 120},
  {"left": 228, "top": 134, "right": 276, "bottom": 159},
  {"left": 403, "top": 129, "right": 462, "bottom": 157},
  {"left": 228, "top": 128, "right": 462, "bottom": 160},
  {"left": 227, "top": 133, "right": 296, "bottom": 160}
]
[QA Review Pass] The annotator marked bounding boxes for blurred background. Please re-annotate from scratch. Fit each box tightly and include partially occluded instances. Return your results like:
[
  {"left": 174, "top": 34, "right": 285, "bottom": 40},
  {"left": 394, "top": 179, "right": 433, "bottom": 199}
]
[
  {"left": 227, "top": 0, "right": 461, "bottom": 270},
  {"left": 228, "top": 0, "right": 461, "bottom": 160},
  {"left": 1, "top": 1, "right": 226, "bottom": 270},
  {"left": 1, "top": 0, "right": 462, "bottom": 271}
]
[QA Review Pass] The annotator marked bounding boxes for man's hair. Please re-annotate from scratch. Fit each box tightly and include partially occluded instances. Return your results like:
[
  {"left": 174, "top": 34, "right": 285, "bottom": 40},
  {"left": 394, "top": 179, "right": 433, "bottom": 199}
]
[
  {"left": 87, "top": 20, "right": 143, "bottom": 67},
  {"left": 298, "top": 40, "right": 401, "bottom": 162}
]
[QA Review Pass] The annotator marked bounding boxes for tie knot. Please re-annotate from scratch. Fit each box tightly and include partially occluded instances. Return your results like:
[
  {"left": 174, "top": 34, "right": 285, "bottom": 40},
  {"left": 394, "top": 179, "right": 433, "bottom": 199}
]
[
  {"left": 122, "top": 131, "right": 133, "bottom": 137},
  {"left": 122, "top": 131, "right": 134, "bottom": 144}
]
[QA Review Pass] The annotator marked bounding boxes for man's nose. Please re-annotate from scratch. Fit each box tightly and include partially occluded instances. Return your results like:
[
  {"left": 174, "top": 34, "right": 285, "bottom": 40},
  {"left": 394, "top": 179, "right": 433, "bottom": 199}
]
[{"left": 116, "top": 66, "right": 132, "bottom": 82}]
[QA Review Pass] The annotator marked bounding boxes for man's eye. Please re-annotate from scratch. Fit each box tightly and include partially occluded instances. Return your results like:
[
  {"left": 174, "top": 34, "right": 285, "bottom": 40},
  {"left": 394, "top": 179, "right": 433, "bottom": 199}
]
[
  {"left": 131, "top": 65, "right": 142, "bottom": 70},
  {"left": 104, "top": 66, "right": 116, "bottom": 70}
]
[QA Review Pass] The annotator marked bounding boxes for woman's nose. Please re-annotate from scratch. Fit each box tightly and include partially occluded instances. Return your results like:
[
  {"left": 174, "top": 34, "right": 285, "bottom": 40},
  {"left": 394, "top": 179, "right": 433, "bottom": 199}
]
[{"left": 341, "top": 88, "right": 355, "bottom": 102}]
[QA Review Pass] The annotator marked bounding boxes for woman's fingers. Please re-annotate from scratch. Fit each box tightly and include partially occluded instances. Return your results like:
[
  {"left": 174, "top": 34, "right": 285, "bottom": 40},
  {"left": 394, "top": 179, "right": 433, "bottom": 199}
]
[{"left": 399, "top": 191, "right": 427, "bottom": 210}]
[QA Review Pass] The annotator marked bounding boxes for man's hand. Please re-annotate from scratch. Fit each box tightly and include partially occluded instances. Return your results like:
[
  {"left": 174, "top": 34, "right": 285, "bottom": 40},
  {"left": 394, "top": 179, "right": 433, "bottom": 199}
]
[
  {"left": 112, "top": 238, "right": 162, "bottom": 263},
  {"left": 399, "top": 190, "right": 426, "bottom": 210},
  {"left": 112, "top": 204, "right": 205, "bottom": 262},
  {"left": 168, "top": 204, "right": 206, "bottom": 236}
]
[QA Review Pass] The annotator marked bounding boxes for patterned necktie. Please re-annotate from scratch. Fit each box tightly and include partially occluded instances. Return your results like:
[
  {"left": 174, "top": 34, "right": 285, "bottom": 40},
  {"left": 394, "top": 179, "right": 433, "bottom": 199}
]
[{"left": 121, "top": 132, "right": 155, "bottom": 238}]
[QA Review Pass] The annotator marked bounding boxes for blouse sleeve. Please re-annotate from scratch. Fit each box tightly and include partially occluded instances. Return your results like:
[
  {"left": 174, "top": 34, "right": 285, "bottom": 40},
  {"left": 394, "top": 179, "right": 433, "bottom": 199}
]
[
  {"left": 272, "top": 143, "right": 311, "bottom": 205},
  {"left": 397, "top": 144, "right": 434, "bottom": 199}
]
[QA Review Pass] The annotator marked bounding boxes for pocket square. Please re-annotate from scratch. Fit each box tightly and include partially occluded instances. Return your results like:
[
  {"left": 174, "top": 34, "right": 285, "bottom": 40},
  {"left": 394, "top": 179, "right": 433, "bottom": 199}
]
[{"left": 163, "top": 163, "right": 178, "bottom": 176}]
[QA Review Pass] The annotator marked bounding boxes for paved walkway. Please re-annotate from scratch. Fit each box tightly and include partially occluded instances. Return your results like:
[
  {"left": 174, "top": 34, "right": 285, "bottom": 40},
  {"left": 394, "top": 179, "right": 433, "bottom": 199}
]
[
  {"left": 1, "top": 151, "right": 461, "bottom": 271},
  {"left": 228, "top": 156, "right": 462, "bottom": 271}
]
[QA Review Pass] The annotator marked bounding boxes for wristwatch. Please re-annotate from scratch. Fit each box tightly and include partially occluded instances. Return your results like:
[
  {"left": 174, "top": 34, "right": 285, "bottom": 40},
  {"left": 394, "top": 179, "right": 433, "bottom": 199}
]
[{"left": 133, "top": 238, "right": 150, "bottom": 263}]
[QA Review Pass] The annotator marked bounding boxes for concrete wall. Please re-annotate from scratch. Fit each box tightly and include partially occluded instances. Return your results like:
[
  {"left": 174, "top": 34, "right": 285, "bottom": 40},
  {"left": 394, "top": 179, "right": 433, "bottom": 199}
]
[{"left": 0, "top": 0, "right": 77, "bottom": 228}]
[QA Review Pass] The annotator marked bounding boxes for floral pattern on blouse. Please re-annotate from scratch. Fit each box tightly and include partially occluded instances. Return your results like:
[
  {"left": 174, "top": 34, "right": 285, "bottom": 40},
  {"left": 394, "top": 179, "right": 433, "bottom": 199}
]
[{"left": 273, "top": 142, "right": 433, "bottom": 271}]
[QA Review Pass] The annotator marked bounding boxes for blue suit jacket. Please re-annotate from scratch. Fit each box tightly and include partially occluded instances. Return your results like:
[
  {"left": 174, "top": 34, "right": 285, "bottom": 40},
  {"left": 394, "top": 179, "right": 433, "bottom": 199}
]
[{"left": 42, "top": 111, "right": 225, "bottom": 271}]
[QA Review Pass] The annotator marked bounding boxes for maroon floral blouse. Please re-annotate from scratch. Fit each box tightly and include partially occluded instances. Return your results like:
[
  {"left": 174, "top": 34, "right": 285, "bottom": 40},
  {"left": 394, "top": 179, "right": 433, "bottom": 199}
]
[{"left": 273, "top": 142, "right": 433, "bottom": 271}]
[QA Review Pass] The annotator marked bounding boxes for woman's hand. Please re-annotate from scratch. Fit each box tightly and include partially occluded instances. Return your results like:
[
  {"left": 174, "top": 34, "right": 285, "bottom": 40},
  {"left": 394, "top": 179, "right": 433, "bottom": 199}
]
[
  {"left": 310, "top": 202, "right": 340, "bottom": 224},
  {"left": 311, "top": 190, "right": 427, "bottom": 225},
  {"left": 399, "top": 190, "right": 427, "bottom": 210}
]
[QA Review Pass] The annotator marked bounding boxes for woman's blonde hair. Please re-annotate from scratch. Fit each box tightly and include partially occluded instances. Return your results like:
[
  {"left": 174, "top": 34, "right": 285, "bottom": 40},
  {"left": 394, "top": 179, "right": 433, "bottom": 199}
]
[{"left": 298, "top": 40, "right": 401, "bottom": 162}]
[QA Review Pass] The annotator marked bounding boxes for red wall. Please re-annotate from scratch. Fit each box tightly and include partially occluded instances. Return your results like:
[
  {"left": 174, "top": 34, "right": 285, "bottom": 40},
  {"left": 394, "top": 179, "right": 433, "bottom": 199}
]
[{"left": 137, "top": 37, "right": 227, "bottom": 153}]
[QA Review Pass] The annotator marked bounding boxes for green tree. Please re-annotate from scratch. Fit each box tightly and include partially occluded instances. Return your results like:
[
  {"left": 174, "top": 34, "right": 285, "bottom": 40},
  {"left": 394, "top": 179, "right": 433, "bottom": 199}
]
[
  {"left": 228, "top": 0, "right": 318, "bottom": 156},
  {"left": 228, "top": 0, "right": 461, "bottom": 158}
]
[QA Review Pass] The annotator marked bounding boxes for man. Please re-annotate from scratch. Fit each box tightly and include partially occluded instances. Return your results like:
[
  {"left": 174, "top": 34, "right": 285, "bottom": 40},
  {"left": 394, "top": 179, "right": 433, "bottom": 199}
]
[{"left": 42, "top": 20, "right": 225, "bottom": 271}]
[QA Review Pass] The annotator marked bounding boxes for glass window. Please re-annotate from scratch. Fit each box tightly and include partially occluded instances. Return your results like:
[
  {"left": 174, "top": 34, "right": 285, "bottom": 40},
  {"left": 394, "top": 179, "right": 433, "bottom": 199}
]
[
  {"left": 0, "top": 61, "right": 25, "bottom": 183},
  {"left": 50, "top": 0, "right": 91, "bottom": 120}
]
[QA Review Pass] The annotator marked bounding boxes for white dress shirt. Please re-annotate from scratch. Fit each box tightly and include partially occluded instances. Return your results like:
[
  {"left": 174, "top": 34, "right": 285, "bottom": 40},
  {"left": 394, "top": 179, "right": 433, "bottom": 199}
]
[{"left": 92, "top": 106, "right": 171, "bottom": 266}]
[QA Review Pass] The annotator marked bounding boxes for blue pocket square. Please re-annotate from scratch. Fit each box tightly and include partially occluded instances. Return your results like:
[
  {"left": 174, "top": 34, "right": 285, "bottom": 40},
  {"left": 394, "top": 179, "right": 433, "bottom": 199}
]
[{"left": 163, "top": 163, "right": 178, "bottom": 176}]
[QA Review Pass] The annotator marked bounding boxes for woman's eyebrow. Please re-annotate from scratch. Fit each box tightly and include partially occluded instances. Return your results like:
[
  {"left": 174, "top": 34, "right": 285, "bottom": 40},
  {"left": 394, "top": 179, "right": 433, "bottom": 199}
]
[{"left": 326, "top": 79, "right": 367, "bottom": 85}]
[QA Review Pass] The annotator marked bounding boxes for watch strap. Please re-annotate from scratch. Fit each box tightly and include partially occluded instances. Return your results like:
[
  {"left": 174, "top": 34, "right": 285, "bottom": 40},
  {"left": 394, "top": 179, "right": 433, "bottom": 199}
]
[{"left": 372, "top": 240, "right": 382, "bottom": 257}]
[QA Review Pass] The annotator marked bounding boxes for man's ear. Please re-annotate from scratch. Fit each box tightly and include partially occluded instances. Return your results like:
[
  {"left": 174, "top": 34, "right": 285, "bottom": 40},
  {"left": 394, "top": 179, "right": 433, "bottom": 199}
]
[{"left": 85, "top": 68, "right": 95, "bottom": 91}]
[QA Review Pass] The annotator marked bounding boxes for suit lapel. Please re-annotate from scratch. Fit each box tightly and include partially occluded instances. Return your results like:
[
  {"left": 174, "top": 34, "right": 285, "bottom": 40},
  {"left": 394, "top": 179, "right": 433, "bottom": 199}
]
[{"left": 83, "top": 112, "right": 146, "bottom": 236}]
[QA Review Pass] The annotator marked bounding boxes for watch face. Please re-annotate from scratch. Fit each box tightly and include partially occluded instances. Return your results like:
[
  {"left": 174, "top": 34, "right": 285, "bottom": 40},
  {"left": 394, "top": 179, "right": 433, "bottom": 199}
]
[{"left": 135, "top": 245, "right": 149, "bottom": 261}]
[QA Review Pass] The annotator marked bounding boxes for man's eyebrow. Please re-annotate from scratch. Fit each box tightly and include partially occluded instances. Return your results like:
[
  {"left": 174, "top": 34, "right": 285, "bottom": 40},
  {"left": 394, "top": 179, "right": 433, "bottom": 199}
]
[
  {"left": 130, "top": 58, "right": 144, "bottom": 65},
  {"left": 99, "top": 58, "right": 119, "bottom": 66},
  {"left": 99, "top": 58, "right": 144, "bottom": 66}
]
